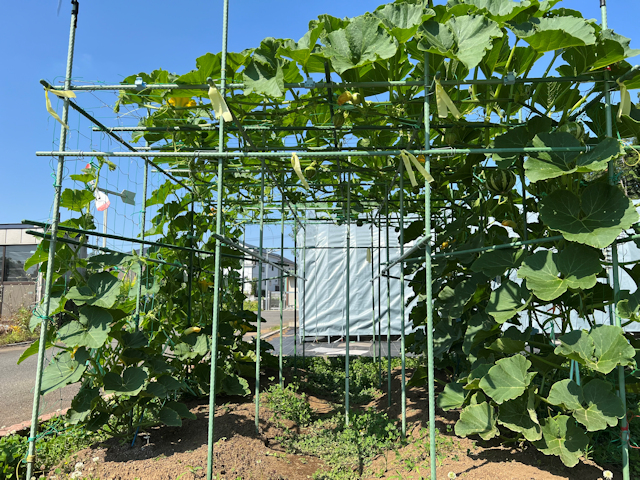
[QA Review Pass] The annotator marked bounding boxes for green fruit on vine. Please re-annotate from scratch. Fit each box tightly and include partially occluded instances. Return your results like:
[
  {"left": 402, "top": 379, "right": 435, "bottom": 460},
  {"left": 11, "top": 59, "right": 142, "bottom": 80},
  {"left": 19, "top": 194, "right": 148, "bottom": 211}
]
[
  {"left": 305, "top": 162, "right": 317, "bottom": 179},
  {"left": 352, "top": 92, "right": 362, "bottom": 104},
  {"left": 444, "top": 128, "right": 459, "bottom": 145},
  {"left": 333, "top": 112, "right": 345, "bottom": 128},
  {"left": 356, "top": 219, "right": 364, "bottom": 227},
  {"left": 486, "top": 169, "right": 516, "bottom": 196},
  {"left": 412, "top": 186, "right": 421, "bottom": 195},
  {"left": 556, "top": 121, "right": 585, "bottom": 141}
]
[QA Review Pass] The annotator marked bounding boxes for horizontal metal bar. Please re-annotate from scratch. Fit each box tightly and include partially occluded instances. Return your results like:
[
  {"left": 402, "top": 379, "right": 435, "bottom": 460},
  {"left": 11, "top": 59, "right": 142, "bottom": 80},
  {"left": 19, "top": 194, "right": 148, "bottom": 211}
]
[
  {"left": 210, "top": 233, "right": 306, "bottom": 281},
  {"left": 24, "top": 219, "right": 218, "bottom": 257},
  {"left": 37, "top": 144, "right": 640, "bottom": 159},
  {"left": 26, "top": 230, "right": 217, "bottom": 275},
  {"left": 48, "top": 74, "right": 607, "bottom": 92},
  {"left": 371, "top": 235, "right": 431, "bottom": 282},
  {"left": 92, "top": 122, "right": 497, "bottom": 133}
]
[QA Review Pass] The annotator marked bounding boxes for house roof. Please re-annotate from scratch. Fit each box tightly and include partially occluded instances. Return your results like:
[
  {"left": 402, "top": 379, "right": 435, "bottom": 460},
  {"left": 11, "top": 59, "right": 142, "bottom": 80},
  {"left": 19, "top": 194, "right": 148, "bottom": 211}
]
[{"left": 242, "top": 243, "right": 295, "bottom": 266}]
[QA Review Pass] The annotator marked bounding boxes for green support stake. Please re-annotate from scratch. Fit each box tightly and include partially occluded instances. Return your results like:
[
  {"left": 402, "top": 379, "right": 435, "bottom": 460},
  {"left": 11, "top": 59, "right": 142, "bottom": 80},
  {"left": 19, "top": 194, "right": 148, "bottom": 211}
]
[
  {"left": 424, "top": 51, "right": 437, "bottom": 480},
  {"left": 206, "top": 1, "right": 229, "bottom": 478},
  {"left": 255, "top": 157, "right": 266, "bottom": 433},
  {"left": 279, "top": 189, "right": 285, "bottom": 387},
  {"left": 370, "top": 215, "right": 377, "bottom": 366},
  {"left": 302, "top": 216, "right": 307, "bottom": 362},
  {"left": 293, "top": 206, "right": 298, "bottom": 376},
  {"left": 399, "top": 155, "right": 407, "bottom": 438},
  {"left": 135, "top": 154, "right": 148, "bottom": 329},
  {"left": 187, "top": 199, "right": 195, "bottom": 323},
  {"left": 601, "top": 3, "right": 630, "bottom": 479},
  {"left": 386, "top": 185, "right": 392, "bottom": 408},
  {"left": 345, "top": 171, "right": 351, "bottom": 426},
  {"left": 378, "top": 208, "right": 383, "bottom": 388},
  {"left": 26, "top": 3, "right": 78, "bottom": 478}
]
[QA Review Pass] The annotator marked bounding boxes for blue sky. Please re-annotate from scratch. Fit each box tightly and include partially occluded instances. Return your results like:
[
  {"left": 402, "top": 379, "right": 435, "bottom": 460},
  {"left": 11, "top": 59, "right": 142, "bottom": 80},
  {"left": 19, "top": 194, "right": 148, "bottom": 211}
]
[{"left": 0, "top": 0, "right": 638, "bottom": 256}]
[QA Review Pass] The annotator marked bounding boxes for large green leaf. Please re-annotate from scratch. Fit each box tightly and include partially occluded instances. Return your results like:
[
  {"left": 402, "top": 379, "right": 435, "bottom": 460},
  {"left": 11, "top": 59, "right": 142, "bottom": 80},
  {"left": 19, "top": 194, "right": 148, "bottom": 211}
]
[
  {"left": 66, "top": 272, "right": 122, "bottom": 309},
  {"left": 547, "top": 379, "right": 584, "bottom": 411},
  {"left": 485, "top": 280, "right": 531, "bottom": 324},
  {"left": 373, "top": 3, "right": 435, "bottom": 43},
  {"left": 103, "top": 367, "right": 148, "bottom": 397},
  {"left": 498, "top": 390, "right": 542, "bottom": 441},
  {"left": 554, "top": 325, "right": 635, "bottom": 374},
  {"left": 66, "top": 387, "right": 100, "bottom": 425},
  {"left": 454, "top": 401, "right": 499, "bottom": 440},
  {"left": 539, "top": 182, "right": 639, "bottom": 249},
  {"left": 41, "top": 349, "right": 89, "bottom": 394},
  {"left": 511, "top": 16, "right": 596, "bottom": 53},
  {"left": 243, "top": 38, "right": 299, "bottom": 98},
  {"left": 60, "top": 189, "right": 95, "bottom": 212},
  {"left": 524, "top": 134, "right": 622, "bottom": 182},
  {"left": 471, "top": 249, "right": 524, "bottom": 278},
  {"left": 437, "top": 381, "right": 467, "bottom": 411},
  {"left": 418, "top": 15, "right": 503, "bottom": 70},
  {"left": 517, "top": 243, "right": 601, "bottom": 301},
  {"left": 447, "top": 0, "right": 537, "bottom": 23},
  {"left": 158, "top": 406, "right": 182, "bottom": 427},
  {"left": 277, "top": 24, "right": 325, "bottom": 73},
  {"left": 549, "top": 379, "right": 625, "bottom": 431},
  {"left": 573, "top": 379, "right": 625, "bottom": 431},
  {"left": 57, "top": 306, "right": 112, "bottom": 349},
  {"left": 322, "top": 14, "right": 398, "bottom": 74},
  {"left": 479, "top": 354, "right": 535, "bottom": 404},
  {"left": 533, "top": 415, "right": 589, "bottom": 467},
  {"left": 590, "top": 30, "right": 640, "bottom": 71}
]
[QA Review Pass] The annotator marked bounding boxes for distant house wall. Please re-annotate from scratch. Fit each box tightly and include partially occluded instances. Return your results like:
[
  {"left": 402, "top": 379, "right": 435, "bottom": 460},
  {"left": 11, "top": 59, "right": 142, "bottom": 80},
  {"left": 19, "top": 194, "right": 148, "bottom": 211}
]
[{"left": 0, "top": 225, "right": 42, "bottom": 318}]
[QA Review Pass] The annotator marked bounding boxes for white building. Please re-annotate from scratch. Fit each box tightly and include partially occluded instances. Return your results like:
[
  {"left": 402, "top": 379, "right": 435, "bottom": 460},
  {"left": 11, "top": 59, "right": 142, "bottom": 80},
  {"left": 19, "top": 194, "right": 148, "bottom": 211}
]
[{"left": 241, "top": 247, "right": 297, "bottom": 309}]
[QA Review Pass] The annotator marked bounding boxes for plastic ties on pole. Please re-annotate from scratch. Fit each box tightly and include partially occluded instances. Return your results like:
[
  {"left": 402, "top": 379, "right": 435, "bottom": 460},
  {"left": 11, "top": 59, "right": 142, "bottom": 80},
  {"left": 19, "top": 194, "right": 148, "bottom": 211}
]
[
  {"left": 207, "top": 85, "right": 233, "bottom": 122},
  {"left": 435, "top": 79, "right": 461, "bottom": 120},
  {"left": 291, "top": 153, "right": 310, "bottom": 189},
  {"left": 617, "top": 79, "right": 631, "bottom": 121},
  {"left": 400, "top": 150, "right": 434, "bottom": 187},
  {"left": 44, "top": 88, "right": 76, "bottom": 129}
]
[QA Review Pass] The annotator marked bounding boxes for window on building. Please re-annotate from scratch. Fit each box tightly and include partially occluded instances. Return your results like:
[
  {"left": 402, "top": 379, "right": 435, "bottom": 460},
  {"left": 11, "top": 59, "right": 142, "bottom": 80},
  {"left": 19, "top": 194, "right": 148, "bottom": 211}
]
[
  {"left": 275, "top": 284, "right": 279, "bottom": 292},
  {"left": 3, "top": 246, "right": 38, "bottom": 282}
]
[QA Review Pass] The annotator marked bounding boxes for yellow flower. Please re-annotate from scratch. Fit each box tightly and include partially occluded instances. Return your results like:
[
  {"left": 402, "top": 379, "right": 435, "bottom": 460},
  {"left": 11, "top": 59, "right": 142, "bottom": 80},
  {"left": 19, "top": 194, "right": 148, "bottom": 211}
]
[{"left": 168, "top": 97, "right": 197, "bottom": 108}]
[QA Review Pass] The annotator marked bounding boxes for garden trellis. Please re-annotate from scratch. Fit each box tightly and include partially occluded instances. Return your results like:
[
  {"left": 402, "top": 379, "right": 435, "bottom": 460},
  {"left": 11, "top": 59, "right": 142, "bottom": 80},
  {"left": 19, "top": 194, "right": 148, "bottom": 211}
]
[{"left": 22, "top": 0, "right": 640, "bottom": 479}]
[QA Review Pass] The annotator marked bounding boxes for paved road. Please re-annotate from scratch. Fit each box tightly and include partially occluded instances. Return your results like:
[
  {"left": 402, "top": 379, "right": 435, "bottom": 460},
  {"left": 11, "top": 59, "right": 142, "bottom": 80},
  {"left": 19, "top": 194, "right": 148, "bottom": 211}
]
[{"left": 0, "top": 343, "right": 79, "bottom": 429}]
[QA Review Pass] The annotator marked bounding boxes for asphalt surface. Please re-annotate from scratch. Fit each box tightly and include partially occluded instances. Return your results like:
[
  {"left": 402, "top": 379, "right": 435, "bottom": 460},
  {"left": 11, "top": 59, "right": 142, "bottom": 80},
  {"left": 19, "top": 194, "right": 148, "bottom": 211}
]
[{"left": 0, "top": 343, "right": 79, "bottom": 429}]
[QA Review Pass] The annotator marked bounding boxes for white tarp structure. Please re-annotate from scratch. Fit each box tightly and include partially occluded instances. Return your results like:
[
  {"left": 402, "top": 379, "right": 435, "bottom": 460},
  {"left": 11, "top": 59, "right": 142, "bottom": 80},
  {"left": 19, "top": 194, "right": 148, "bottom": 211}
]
[{"left": 298, "top": 220, "right": 417, "bottom": 340}]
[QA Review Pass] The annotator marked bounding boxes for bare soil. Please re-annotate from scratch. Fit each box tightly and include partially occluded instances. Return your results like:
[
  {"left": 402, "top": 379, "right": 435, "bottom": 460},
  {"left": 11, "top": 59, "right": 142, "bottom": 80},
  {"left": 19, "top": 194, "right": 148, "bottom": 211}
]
[{"left": 45, "top": 367, "right": 621, "bottom": 480}]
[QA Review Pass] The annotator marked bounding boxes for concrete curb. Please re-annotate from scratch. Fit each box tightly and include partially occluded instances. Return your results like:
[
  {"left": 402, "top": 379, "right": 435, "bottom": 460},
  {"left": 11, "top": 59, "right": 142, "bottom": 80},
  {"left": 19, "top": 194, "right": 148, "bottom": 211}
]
[
  {"left": 0, "top": 408, "right": 69, "bottom": 437},
  {"left": 0, "top": 340, "right": 35, "bottom": 349}
]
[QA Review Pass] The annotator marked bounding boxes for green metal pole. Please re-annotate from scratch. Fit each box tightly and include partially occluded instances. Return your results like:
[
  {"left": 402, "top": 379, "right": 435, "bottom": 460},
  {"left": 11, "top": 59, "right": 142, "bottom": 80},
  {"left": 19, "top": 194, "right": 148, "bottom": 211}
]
[
  {"left": 601, "top": 3, "right": 630, "bottom": 479},
  {"left": 378, "top": 209, "right": 383, "bottom": 388},
  {"left": 386, "top": 185, "right": 392, "bottom": 408},
  {"left": 187, "top": 200, "right": 195, "bottom": 323},
  {"left": 26, "top": 3, "right": 78, "bottom": 477},
  {"left": 206, "top": 1, "right": 228, "bottom": 478},
  {"left": 370, "top": 216, "right": 377, "bottom": 367},
  {"left": 293, "top": 207, "right": 298, "bottom": 376},
  {"left": 425, "top": 51, "right": 437, "bottom": 480},
  {"left": 135, "top": 150, "right": 149, "bottom": 329},
  {"left": 345, "top": 171, "right": 351, "bottom": 426},
  {"left": 255, "top": 157, "right": 266, "bottom": 433},
  {"left": 279, "top": 190, "right": 285, "bottom": 388},
  {"left": 399, "top": 154, "right": 407, "bottom": 438},
  {"left": 302, "top": 216, "right": 307, "bottom": 363}
]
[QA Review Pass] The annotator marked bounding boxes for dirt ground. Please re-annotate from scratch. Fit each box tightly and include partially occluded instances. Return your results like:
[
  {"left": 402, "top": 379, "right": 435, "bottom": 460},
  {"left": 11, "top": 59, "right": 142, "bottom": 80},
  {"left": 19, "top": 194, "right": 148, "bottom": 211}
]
[{"left": 43, "top": 367, "right": 621, "bottom": 480}]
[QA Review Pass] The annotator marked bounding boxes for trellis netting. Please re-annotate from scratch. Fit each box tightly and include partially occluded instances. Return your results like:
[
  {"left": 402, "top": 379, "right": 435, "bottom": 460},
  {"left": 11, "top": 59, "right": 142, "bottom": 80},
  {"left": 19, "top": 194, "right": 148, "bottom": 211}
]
[{"left": 298, "top": 218, "right": 417, "bottom": 340}]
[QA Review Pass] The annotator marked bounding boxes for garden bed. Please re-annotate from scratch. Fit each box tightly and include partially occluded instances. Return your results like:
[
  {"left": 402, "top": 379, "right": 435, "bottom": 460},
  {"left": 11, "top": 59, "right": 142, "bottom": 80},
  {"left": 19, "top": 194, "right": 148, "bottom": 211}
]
[{"left": 39, "top": 365, "right": 619, "bottom": 480}]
